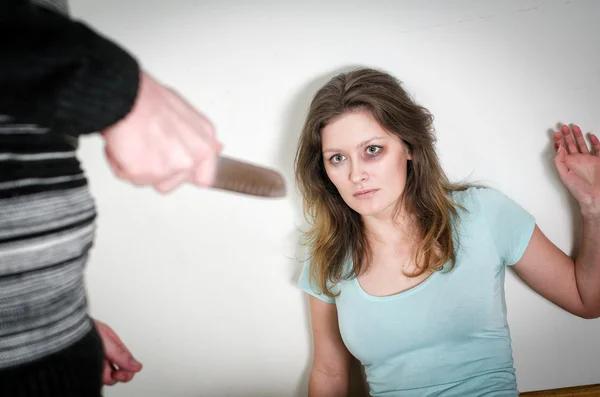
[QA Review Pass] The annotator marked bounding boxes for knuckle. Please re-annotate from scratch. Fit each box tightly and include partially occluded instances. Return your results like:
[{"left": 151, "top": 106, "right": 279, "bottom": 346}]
[
  {"left": 117, "top": 344, "right": 129, "bottom": 356},
  {"left": 153, "top": 160, "right": 172, "bottom": 180},
  {"left": 205, "top": 123, "right": 216, "bottom": 137},
  {"left": 155, "top": 184, "right": 172, "bottom": 194},
  {"left": 121, "top": 161, "right": 144, "bottom": 180}
]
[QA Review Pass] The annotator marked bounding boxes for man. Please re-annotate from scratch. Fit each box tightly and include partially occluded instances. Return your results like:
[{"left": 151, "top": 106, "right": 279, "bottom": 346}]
[{"left": 1, "top": 1, "right": 222, "bottom": 394}]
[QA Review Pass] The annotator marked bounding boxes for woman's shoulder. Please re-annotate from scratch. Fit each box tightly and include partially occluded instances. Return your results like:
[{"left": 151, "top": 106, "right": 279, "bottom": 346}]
[
  {"left": 450, "top": 185, "right": 507, "bottom": 205},
  {"left": 449, "top": 185, "right": 533, "bottom": 225},
  {"left": 449, "top": 185, "right": 485, "bottom": 208},
  {"left": 449, "top": 185, "right": 519, "bottom": 221}
]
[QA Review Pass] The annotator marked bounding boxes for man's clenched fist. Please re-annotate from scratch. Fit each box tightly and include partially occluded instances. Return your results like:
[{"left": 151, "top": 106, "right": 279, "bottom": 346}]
[{"left": 102, "top": 71, "right": 222, "bottom": 193}]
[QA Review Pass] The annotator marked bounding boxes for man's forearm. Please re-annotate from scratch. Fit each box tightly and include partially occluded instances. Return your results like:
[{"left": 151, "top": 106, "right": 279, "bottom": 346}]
[{"left": 0, "top": 0, "right": 140, "bottom": 136}]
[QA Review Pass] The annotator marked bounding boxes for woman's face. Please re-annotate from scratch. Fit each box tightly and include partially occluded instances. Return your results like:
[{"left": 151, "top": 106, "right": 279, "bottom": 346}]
[{"left": 321, "top": 109, "right": 412, "bottom": 219}]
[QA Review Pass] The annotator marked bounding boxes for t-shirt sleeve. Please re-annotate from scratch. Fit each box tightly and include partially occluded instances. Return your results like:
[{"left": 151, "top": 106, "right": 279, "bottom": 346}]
[
  {"left": 475, "top": 187, "right": 536, "bottom": 266},
  {"left": 297, "top": 258, "right": 336, "bottom": 304}
]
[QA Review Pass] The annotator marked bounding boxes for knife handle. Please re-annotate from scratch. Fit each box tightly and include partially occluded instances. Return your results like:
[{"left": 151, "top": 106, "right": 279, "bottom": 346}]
[{"left": 211, "top": 155, "right": 286, "bottom": 198}]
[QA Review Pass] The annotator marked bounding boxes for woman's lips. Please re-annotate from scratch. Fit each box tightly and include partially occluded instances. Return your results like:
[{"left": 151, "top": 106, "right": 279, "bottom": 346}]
[{"left": 353, "top": 189, "right": 378, "bottom": 199}]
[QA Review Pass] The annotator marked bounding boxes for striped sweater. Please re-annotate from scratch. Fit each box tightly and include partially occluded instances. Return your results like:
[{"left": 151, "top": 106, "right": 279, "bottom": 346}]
[{"left": 0, "top": 0, "right": 140, "bottom": 369}]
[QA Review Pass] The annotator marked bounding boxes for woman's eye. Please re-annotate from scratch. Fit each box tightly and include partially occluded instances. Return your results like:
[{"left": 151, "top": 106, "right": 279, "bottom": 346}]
[
  {"left": 366, "top": 145, "right": 382, "bottom": 155},
  {"left": 330, "top": 154, "right": 345, "bottom": 163}
]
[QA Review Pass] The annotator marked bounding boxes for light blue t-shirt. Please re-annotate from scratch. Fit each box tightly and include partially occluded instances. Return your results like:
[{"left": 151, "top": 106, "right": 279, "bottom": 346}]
[{"left": 298, "top": 187, "right": 536, "bottom": 397}]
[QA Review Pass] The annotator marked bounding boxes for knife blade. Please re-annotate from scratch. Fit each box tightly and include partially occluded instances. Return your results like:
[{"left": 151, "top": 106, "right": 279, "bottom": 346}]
[{"left": 211, "top": 155, "right": 287, "bottom": 198}]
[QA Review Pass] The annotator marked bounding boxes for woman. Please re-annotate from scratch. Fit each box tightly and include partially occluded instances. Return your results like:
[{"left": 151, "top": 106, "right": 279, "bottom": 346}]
[{"left": 294, "top": 67, "right": 600, "bottom": 396}]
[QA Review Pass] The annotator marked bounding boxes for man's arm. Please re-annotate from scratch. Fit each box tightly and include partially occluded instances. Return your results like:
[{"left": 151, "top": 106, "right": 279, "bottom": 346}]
[
  {"left": 0, "top": 0, "right": 140, "bottom": 136},
  {"left": 1, "top": 0, "right": 222, "bottom": 193}
]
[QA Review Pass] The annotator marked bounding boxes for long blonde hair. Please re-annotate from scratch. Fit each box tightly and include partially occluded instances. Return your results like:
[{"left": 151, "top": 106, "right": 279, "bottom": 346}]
[{"left": 294, "top": 67, "right": 470, "bottom": 298}]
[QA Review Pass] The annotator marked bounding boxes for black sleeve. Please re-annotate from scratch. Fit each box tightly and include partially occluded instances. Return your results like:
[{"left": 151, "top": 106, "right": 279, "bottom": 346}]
[{"left": 0, "top": 0, "right": 141, "bottom": 136}]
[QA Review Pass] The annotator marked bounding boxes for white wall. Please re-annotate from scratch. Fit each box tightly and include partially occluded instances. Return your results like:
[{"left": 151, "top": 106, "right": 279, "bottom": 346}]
[{"left": 69, "top": 0, "right": 600, "bottom": 395}]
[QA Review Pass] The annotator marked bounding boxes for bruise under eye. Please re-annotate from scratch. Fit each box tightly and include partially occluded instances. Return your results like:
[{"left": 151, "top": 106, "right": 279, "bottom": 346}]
[{"left": 366, "top": 145, "right": 383, "bottom": 155}]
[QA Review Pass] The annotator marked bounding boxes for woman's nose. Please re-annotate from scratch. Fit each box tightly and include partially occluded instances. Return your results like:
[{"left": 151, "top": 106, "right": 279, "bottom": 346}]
[{"left": 350, "top": 161, "right": 368, "bottom": 183}]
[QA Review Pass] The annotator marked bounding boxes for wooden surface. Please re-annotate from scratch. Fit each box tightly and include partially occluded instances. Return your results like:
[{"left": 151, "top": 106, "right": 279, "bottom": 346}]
[{"left": 520, "top": 384, "right": 600, "bottom": 396}]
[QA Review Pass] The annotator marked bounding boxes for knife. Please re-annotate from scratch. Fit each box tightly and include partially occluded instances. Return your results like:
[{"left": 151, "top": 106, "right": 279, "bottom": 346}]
[{"left": 211, "top": 155, "right": 287, "bottom": 198}]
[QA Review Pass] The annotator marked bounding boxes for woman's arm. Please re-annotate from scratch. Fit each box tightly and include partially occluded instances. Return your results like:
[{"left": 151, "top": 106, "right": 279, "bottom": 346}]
[
  {"left": 512, "top": 124, "right": 600, "bottom": 319},
  {"left": 308, "top": 296, "right": 354, "bottom": 397}
]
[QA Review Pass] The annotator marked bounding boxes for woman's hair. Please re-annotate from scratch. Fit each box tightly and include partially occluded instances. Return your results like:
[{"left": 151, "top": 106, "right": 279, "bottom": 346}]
[{"left": 294, "top": 67, "right": 471, "bottom": 298}]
